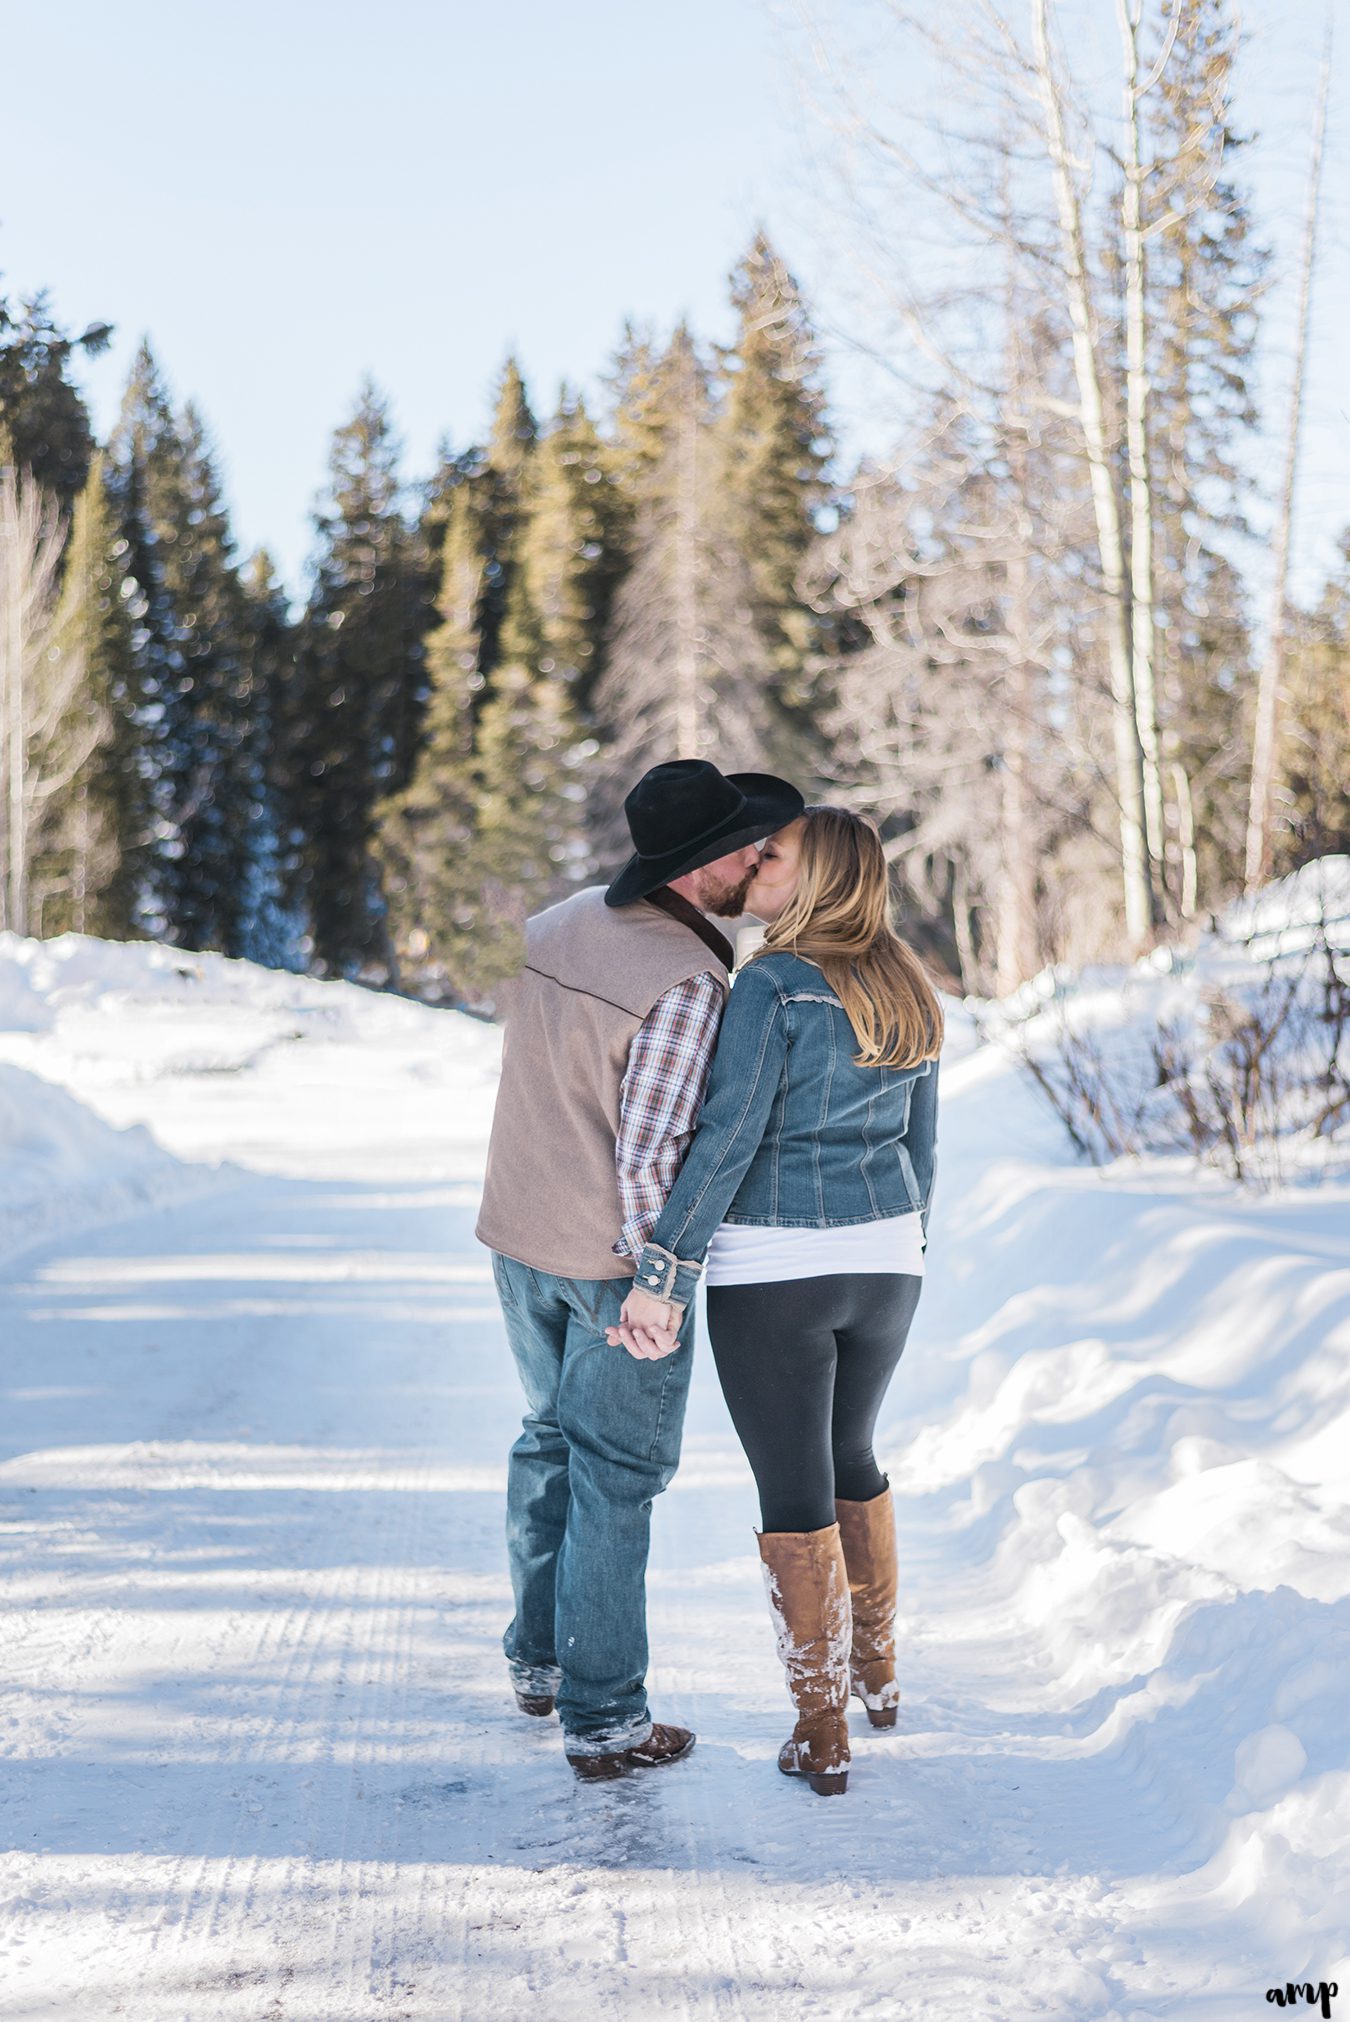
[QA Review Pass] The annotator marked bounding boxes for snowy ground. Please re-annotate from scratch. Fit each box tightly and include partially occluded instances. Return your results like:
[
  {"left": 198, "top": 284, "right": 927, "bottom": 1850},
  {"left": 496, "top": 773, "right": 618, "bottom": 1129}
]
[{"left": 1, "top": 922, "right": 1348, "bottom": 2020}]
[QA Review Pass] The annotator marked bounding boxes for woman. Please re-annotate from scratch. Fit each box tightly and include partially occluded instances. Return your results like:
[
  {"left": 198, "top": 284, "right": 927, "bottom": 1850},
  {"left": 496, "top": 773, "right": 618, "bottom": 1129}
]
[{"left": 608, "top": 805, "right": 942, "bottom": 1797}]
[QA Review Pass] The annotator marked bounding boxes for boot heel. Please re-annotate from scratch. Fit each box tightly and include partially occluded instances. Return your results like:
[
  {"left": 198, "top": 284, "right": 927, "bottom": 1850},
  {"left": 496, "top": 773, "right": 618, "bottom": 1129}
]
[
  {"left": 807, "top": 1769, "right": 849, "bottom": 1796},
  {"left": 865, "top": 1707, "right": 898, "bottom": 1729}
]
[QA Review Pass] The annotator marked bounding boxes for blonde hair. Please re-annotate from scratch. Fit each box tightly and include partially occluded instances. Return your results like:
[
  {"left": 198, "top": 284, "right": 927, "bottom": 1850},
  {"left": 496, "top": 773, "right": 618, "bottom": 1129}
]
[{"left": 753, "top": 805, "right": 944, "bottom": 1070}]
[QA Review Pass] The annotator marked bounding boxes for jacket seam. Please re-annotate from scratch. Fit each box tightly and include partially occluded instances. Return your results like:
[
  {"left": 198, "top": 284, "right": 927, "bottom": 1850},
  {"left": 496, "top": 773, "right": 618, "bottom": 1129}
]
[
  {"left": 861, "top": 1080, "right": 881, "bottom": 1214},
  {"left": 664, "top": 986, "right": 784, "bottom": 1249},
  {"left": 813, "top": 1011, "right": 834, "bottom": 1218},
  {"left": 769, "top": 994, "right": 790, "bottom": 1219},
  {"left": 720, "top": 1207, "right": 925, "bottom": 1228}
]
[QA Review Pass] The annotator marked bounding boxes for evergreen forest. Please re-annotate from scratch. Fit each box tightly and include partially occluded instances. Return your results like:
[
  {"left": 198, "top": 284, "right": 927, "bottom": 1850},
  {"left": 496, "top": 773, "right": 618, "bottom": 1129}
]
[{"left": 2, "top": 0, "right": 1348, "bottom": 1005}]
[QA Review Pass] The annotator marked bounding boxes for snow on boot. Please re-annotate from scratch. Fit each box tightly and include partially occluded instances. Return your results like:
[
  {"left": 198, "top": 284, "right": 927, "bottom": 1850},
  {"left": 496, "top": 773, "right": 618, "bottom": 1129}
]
[
  {"left": 566, "top": 1722, "right": 696, "bottom": 1783},
  {"left": 757, "top": 1524, "right": 852, "bottom": 1796},
  {"left": 836, "top": 1487, "right": 900, "bottom": 1728},
  {"left": 509, "top": 1661, "right": 560, "bottom": 1718}
]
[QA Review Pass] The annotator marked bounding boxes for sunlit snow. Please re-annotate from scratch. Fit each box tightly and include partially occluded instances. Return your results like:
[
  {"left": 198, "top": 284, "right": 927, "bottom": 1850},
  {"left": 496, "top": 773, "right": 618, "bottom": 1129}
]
[{"left": 1, "top": 886, "right": 1347, "bottom": 2019}]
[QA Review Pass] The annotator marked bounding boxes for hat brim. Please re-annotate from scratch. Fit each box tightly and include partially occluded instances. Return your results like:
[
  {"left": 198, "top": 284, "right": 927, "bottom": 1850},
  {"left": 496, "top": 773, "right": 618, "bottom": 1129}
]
[{"left": 604, "top": 773, "right": 806, "bottom": 908}]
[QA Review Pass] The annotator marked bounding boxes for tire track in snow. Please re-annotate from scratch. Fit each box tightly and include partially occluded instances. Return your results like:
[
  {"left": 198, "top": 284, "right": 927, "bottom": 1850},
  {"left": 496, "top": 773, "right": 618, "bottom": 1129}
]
[
  {"left": 326, "top": 1459, "right": 428, "bottom": 2018},
  {"left": 6, "top": 957, "right": 1347, "bottom": 2017},
  {"left": 144, "top": 1529, "right": 357, "bottom": 1984},
  {"left": 1, "top": 1170, "right": 475, "bottom": 2018},
  {"left": 159, "top": 1456, "right": 439, "bottom": 2015}
]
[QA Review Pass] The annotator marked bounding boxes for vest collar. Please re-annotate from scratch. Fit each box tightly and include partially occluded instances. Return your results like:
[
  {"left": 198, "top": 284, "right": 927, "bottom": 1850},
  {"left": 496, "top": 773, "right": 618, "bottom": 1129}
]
[{"left": 643, "top": 885, "right": 735, "bottom": 972}]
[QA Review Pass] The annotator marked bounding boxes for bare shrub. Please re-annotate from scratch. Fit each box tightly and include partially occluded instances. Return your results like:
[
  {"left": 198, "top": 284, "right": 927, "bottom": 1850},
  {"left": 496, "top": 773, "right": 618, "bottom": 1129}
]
[
  {"left": 1011, "top": 1014, "right": 1153, "bottom": 1166},
  {"left": 1151, "top": 968, "right": 1306, "bottom": 1182},
  {"left": 999, "top": 884, "right": 1350, "bottom": 1185}
]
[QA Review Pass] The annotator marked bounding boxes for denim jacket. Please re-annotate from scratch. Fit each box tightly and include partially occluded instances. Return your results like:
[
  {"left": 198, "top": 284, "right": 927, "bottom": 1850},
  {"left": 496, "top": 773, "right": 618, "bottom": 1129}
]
[{"left": 632, "top": 949, "right": 939, "bottom": 1307}]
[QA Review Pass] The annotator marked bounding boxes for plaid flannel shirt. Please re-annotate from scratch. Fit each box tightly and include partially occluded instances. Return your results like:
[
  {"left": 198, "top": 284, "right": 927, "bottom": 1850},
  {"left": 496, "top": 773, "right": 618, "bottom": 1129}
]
[{"left": 612, "top": 968, "right": 726, "bottom": 1261}]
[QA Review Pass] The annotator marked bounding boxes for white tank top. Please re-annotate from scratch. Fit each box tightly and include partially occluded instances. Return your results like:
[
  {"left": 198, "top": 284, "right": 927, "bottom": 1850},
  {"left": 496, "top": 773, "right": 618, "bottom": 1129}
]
[{"left": 704, "top": 1210, "right": 925, "bottom": 1287}]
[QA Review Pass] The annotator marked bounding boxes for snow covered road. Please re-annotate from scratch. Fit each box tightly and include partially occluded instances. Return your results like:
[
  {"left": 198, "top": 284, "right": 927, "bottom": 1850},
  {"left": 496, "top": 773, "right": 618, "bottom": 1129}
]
[{"left": 2, "top": 932, "right": 1348, "bottom": 2020}]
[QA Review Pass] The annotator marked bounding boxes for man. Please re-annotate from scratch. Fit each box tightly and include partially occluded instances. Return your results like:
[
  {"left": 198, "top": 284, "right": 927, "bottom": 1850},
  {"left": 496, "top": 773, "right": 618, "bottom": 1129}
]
[{"left": 477, "top": 758, "right": 804, "bottom": 1781}]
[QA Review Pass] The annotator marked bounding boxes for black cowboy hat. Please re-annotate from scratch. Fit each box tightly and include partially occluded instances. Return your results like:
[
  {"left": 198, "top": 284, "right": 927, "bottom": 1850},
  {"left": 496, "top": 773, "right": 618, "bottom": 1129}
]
[{"left": 604, "top": 759, "right": 805, "bottom": 908}]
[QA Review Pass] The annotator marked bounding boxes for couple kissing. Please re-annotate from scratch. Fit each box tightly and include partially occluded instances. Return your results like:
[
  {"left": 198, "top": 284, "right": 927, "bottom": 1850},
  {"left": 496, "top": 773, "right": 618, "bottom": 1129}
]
[{"left": 476, "top": 757, "right": 942, "bottom": 1795}]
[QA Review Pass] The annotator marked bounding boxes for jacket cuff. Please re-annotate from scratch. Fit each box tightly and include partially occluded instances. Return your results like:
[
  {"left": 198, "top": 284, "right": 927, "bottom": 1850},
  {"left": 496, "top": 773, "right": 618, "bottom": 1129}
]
[{"left": 632, "top": 1240, "right": 703, "bottom": 1309}]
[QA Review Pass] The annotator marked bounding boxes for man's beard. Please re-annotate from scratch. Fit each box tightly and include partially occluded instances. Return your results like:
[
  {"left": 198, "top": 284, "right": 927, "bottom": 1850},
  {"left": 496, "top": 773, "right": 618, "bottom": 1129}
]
[{"left": 698, "top": 866, "right": 758, "bottom": 918}]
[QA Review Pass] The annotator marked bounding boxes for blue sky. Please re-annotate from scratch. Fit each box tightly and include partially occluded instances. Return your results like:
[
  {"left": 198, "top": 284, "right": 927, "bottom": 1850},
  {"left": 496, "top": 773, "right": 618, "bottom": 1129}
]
[{"left": 2, "top": 0, "right": 1347, "bottom": 604}]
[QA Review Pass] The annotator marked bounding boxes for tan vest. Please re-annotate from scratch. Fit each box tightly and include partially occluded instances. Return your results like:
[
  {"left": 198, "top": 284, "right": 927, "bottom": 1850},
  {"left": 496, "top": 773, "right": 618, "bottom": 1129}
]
[{"left": 476, "top": 885, "right": 730, "bottom": 1280}]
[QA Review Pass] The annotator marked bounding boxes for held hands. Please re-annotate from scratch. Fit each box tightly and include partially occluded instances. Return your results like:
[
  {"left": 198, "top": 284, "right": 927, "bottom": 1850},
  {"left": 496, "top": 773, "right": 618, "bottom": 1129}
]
[{"left": 606, "top": 1283, "right": 685, "bottom": 1361}]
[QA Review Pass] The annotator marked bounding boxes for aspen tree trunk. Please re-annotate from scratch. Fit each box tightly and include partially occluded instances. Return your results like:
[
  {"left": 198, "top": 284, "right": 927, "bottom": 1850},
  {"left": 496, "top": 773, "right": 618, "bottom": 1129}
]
[
  {"left": 0, "top": 470, "right": 96, "bottom": 940},
  {"left": 1171, "top": 760, "right": 1198, "bottom": 919},
  {"left": 1117, "top": 0, "right": 1168, "bottom": 892},
  {"left": 998, "top": 248, "right": 1042, "bottom": 992},
  {"left": 73, "top": 786, "right": 90, "bottom": 936},
  {"left": 673, "top": 390, "right": 702, "bottom": 761},
  {"left": 0, "top": 609, "right": 8, "bottom": 930},
  {"left": 951, "top": 859, "right": 981, "bottom": 993},
  {"left": 1245, "top": 29, "right": 1331, "bottom": 893},
  {"left": 997, "top": 527, "right": 1042, "bottom": 990},
  {"left": 1031, "top": 0, "right": 1156, "bottom": 947},
  {"left": 3, "top": 507, "right": 27, "bottom": 936}
]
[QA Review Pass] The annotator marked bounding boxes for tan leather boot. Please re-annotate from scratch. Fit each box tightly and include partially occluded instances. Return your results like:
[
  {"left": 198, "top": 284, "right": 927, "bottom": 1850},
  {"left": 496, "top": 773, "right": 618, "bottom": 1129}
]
[
  {"left": 836, "top": 1488, "right": 900, "bottom": 1728},
  {"left": 757, "top": 1524, "right": 852, "bottom": 1795}
]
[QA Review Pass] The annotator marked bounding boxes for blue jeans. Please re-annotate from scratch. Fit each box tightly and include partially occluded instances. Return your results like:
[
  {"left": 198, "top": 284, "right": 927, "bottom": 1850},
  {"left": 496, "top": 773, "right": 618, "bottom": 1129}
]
[{"left": 491, "top": 1251, "right": 696, "bottom": 1754}]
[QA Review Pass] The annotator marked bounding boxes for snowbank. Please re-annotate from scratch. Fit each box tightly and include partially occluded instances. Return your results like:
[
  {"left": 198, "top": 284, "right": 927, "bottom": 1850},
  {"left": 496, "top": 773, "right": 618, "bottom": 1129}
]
[
  {"left": 0, "top": 928, "right": 501, "bottom": 1185},
  {"left": 1, "top": 883, "right": 1347, "bottom": 2016},
  {"left": 885, "top": 878, "right": 1350, "bottom": 2004},
  {"left": 0, "top": 1061, "right": 228, "bottom": 1267},
  {"left": 977, "top": 855, "right": 1350, "bottom": 1179}
]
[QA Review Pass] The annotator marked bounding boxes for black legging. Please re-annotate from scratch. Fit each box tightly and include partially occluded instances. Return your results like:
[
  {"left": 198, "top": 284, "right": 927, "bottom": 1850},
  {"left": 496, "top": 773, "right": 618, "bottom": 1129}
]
[{"left": 706, "top": 1272, "right": 922, "bottom": 1533}]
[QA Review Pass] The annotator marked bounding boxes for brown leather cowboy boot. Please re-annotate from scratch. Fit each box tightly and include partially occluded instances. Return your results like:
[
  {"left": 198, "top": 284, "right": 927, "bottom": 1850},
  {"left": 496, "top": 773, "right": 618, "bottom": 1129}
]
[
  {"left": 566, "top": 1723, "right": 696, "bottom": 1783},
  {"left": 835, "top": 1488, "right": 900, "bottom": 1728},
  {"left": 757, "top": 1524, "right": 852, "bottom": 1795}
]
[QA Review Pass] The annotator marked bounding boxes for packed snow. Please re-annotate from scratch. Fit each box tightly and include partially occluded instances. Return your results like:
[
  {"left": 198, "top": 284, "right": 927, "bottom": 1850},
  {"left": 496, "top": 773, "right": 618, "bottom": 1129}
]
[
  {"left": 981, "top": 857, "right": 1350, "bottom": 1180},
  {"left": 1, "top": 888, "right": 1347, "bottom": 2020}
]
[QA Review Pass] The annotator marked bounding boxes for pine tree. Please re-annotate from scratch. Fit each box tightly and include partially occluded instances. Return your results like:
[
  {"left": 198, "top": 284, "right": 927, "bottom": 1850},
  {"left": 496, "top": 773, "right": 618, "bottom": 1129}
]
[
  {"left": 151, "top": 404, "right": 257, "bottom": 954},
  {"left": 428, "top": 466, "right": 496, "bottom": 704},
  {"left": 501, "top": 390, "right": 626, "bottom": 710},
  {"left": 457, "top": 359, "right": 539, "bottom": 687},
  {"left": 419, "top": 440, "right": 478, "bottom": 558},
  {"left": 714, "top": 234, "right": 831, "bottom": 704},
  {"left": 373, "top": 362, "right": 582, "bottom": 1000},
  {"left": 374, "top": 644, "right": 584, "bottom": 1004},
  {"left": 0, "top": 289, "right": 112, "bottom": 514},
  {"left": 392, "top": 362, "right": 540, "bottom": 737},
  {"left": 592, "top": 323, "right": 785, "bottom": 856},
  {"left": 468, "top": 662, "right": 584, "bottom": 986},
  {"left": 237, "top": 550, "right": 303, "bottom": 967},
  {"left": 373, "top": 517, "right": 482, "bottom": 998},
  {"left": 105, "top": 342, "right": 187, "bottom": 935},
  {"left": 487, "top": 357, "right": 537, "bottom": 497},
  {"left": 375, "top": 398, "right": 595, "bottom": 1003},
  {"left": 376, "top": 658, "right": 583, "bottom": 1007},
  {"left": 291, "top": 381, "right": 426, "bottom": 976},
  {"left": 106, "top": 351, "right": 275, "bottom": 953},
  {"left": 605, "top": 324, "right": 671, "bottom": 495}
]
